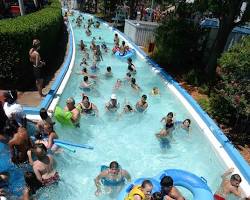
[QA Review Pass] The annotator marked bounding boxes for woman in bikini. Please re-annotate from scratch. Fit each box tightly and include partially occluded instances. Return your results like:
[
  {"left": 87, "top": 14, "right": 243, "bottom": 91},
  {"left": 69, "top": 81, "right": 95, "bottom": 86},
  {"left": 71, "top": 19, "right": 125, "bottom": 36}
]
[{"left": 77, "top": 95, "right": 98, "bottom": 116}]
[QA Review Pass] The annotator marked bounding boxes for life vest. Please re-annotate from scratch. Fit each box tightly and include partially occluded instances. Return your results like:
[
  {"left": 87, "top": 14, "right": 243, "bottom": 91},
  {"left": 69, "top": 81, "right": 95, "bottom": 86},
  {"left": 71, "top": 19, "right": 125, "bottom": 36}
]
[{"left": 125, "top": 185, "right": 145, "bottom": 200}]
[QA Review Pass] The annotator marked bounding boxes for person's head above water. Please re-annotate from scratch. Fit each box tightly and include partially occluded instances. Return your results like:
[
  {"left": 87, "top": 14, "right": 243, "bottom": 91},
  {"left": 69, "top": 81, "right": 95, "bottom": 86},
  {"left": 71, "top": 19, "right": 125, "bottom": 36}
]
[
  {"left": 131, "top": 78, "right": 136, "bottom": 84},
  {"left": 141, "top": 180, "right": 153, "bottom": 196},
  {"left": 160, "top": 176, "right": 173, "bottom": 195},
  {"left": 141, "top": 94, "right": 147, "bottom": 102},
  {"left": 183, "top": 119, "right": 191, "bottom": 128},
  {"left": 115, "top": 33, "right": 118, "bottom": 37},
  {"left": 152, "top": 192, "right": 163, "bottom": 200},
  {"left": 33, "top": 143, "right": 47, "bottom": 159},
  {"left": 4, "top": 90, "right": 17, "bottom": 104},
  {"left": 230, "top": 174, "right": 241, "bottom": 188},
  {"left": 34, "top": 129, "right": 43, "bottom": 140},
  {"left": 84, "top": 76, "right": 89, "bottom": 82},
  {"left": 66, "top": 97, "right": 75, "bottom": 110},
  {"left": 122, "top": 41, "right": 125, "bottom": 46},
  {"left": 167, "top": 112, "right": 173, "bottom": 119},
  {"left": 107, "top": 66, "right": 112, "bottom": 72},
  {"left": 109, "top": 161, "right": 120, "bottom": 174}
]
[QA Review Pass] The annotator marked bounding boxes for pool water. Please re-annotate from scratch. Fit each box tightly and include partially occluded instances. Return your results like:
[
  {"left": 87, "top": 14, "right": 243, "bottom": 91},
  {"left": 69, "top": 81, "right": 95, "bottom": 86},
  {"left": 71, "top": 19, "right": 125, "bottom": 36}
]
[
  {"left": 36, "top": 12, "right": 228, "bottom": 200},
  {"left": 0, "top": 11, "right": 239, "bottom": 200}
]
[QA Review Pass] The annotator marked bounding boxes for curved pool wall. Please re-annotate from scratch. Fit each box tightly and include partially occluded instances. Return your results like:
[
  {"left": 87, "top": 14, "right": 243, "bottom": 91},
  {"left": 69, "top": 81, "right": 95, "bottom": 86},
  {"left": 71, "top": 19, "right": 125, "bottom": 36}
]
[
  {"left": 22, "top": 10, "right": 250, "bottom": 195},
  {"left": 112, "top": 27, "right": 250, "bottom": 194},
  {"left": 23, "top": 22, "right": 75, "bottom": 118}
]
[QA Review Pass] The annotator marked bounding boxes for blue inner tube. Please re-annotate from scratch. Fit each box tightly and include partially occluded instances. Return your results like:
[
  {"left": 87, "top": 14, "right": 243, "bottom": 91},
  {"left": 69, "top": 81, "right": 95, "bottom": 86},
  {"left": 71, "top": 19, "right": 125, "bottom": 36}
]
[
  {"left": 117, "top": 169, "right": 213, "bottom": 200},
  {"left": 100, "top": 165, "right": 126, "bottom": 186},
  {"left": 115, "top": 49, "right": 135, "bottom": 59}
]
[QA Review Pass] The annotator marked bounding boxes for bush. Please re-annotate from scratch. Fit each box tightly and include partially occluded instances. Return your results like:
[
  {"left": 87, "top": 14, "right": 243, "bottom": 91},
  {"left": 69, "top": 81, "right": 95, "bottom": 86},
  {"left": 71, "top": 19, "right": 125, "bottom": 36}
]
[{"left": 0, "top": 0, "right": 64, "bottom": 90}]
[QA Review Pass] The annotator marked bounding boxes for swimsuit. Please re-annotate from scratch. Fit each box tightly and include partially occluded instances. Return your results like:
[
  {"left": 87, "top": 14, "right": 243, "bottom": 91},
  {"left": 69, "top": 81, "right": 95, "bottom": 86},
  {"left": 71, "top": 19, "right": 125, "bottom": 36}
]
[
  {"left": 79, "top": 103, "right": 95, "bottom": 115},
  {"left": 42, "top": 172, "right": 59, "bottom": 186},
  {"left": 214, "top": 194, "right": 225, "bottom": 200},
  {"left": 100, "top": 166, "right": 126, "bottom": 186}
]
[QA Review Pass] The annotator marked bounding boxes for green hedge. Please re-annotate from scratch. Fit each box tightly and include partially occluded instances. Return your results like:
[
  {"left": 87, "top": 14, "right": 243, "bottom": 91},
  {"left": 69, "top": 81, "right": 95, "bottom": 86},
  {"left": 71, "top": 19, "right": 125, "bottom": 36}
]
[{"left": 0, "top": 0, "right": 63, "bottom": 90}]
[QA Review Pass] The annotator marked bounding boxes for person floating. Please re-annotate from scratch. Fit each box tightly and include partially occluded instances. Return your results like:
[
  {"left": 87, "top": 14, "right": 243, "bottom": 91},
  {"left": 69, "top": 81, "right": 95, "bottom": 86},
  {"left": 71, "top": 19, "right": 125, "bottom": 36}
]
[
  {"left": 29, "top": 39, "right": 46, "bottom": 97},
  {"left": 94, "top": 161, "right": 131, "bottom": 196},
  {"left": 125, "top": 179, "right": 153, "bottom": 200},
  {"left": 64, "top": 97, "right": 80, "bottom": 127}
]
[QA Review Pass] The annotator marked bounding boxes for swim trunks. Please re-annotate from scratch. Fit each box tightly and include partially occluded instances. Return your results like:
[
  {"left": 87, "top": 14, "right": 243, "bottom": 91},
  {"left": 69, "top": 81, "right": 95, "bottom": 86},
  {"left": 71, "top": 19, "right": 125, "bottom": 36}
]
[
  {"left": 33, "top": 67, "right": 43, "bottom": 80},
  {"left": 42, "top": 172, "right": 59, "bottom": 186},
  {"left": 214, "top": 194, "right": 225, "bottom": 200}
]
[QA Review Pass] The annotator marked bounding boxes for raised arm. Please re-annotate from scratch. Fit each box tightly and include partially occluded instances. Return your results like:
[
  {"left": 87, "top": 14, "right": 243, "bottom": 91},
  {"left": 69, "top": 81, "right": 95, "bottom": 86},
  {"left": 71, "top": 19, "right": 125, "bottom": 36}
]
[{"left": 94, "top": 171, "right": 106, "bottom": 196}]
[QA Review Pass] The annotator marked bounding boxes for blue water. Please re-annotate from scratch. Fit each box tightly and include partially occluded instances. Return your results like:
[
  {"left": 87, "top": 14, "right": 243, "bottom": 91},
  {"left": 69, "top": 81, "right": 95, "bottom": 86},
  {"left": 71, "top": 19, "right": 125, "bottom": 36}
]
[{"left": 0, "top": 11, "right": 239, "bottom": 200}]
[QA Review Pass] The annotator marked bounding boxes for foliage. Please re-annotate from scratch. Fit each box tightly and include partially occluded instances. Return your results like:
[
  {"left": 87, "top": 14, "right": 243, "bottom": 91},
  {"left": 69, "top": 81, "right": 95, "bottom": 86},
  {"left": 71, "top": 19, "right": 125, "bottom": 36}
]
[
  {"left": 210, "top": 36, "right": 250, "bottom": 143},
  {"left": 153, "top": 13, "right": 206, "bottom": 71},
  {"left": 0, "top": 0, "right": 63, "bottom": 90}
]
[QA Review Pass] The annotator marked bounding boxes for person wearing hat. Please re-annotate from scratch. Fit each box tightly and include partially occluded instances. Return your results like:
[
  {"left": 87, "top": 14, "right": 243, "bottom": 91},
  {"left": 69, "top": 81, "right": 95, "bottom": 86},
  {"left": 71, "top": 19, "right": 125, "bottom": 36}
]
[
  {"left": 105, "top": 94, "right": 120, "bottom": 112},
  {"left": 64, "top": 97, "right": 80, "bottom": 127},
  {"left": 29, "top": 39, "right": 46, "bottom": 97}
]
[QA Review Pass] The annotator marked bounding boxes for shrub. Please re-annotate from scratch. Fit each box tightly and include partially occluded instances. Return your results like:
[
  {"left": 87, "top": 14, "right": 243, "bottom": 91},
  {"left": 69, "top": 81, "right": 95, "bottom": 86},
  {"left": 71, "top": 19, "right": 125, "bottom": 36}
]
[{"left": 0, "top": 0, "right": 63, "bottom": 90}]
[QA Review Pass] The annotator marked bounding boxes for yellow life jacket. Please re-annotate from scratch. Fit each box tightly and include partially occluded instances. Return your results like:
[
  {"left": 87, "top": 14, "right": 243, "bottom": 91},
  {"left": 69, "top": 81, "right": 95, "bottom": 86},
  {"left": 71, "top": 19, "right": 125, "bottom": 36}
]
[{"left": 125, "top": 185, "right": 145, "bottom": 200}]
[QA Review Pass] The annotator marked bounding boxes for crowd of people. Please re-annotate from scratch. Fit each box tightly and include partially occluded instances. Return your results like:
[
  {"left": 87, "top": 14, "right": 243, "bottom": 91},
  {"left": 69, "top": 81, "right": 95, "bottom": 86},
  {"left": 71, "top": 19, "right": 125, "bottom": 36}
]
[{"left": 0, "top": 11, "right": 248, "bottom": 200}]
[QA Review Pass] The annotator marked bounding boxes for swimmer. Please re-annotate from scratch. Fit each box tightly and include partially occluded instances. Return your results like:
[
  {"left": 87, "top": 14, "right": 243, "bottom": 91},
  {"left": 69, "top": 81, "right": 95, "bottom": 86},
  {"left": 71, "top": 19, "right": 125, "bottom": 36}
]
[
  {"left": 80, "top": 40, "right": 86, "bottom": 51},
  {"left": 90, "top": 61, "right": 99, "bottom": 72},
  {"left": 77, "top": 67, "right": 97, "bottom": 79},
  {"left": 160, "top": 176, "right": 185, "bottom": 200},
  {"left": 64, "top": 97, "right": 80, "bottom": 127},
  {"left": 80, "top": 76, "right": 95, "bottom": 90},
  {"left": 181, "top": 119, "right": 191, "bottom": 131},
  {"left": 101, "top": 42, "right": 108, "bottom": 52},
  {"left": 125, "top": 180, "right": 153, "bottom": 200},
  {"left": 80, "top": 58, "right": 88, "bottom": 66},
  {"left": 119, "top": 41, "right": 129, "bottom": 56},
  {"left": 127, "top": 58, "right": 136, "bottom": 74},
  {"left": 90, "top": 40, "right": 97, "bottom": 51},
  {"left": 43, "top": 122, "right": 58, "bottom": 151},
  {"left": 32, "top": 143, "right": 59, "bottom": 186},
  {"left": 105, "top": 94, "right": 120, "bottom": 112},
  {"left": 123, "top": 104, "right": 134, "bottom": 113},
  {"left": 125, "top": 72, "right": 132, "bottom": 83},
  {"left": 77, "top": 95, "right": 98, "bottom": 116},
  {"left": 95, "top": 21, "right": 100, "bottom": 28},
  {"left": 105, "top": 66, "right": 113, "bottom": 77},
  {"left": 131, "top": 78, "right": 141, "bottom": 91},
  {"left": 151, "top": 87, "right": 160, "bottom": 96},
  {"left": 214, "top": 168, "right": 249, "bottom": 200},
  {"left": 96, "top": 45, "right": 103, "bottom": 61},
  {"left": 114, "top": 79, "right": 122, "bottom": 90},
  {"left": 156, "top": 112, "right": 174, "bottom": 139},
  {"left": 86, "top": 28, "right": 91, "bottom": 36},
  {"left": 112, "top": 43, "right": 119, "bottom": 54},
  {"left": 135, "top": 95, "right": 148, "bottom": 112},
  {"left": 36, "top": 108, "right": 54, "bottom": 132},
  {"left": 95, "top": 161, "right": 131, "bottom": 196}
]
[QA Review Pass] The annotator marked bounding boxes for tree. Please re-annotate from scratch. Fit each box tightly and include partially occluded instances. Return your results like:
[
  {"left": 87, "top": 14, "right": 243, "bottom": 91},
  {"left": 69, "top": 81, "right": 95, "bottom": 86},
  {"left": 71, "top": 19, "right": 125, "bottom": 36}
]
[
  {"left": 210, "top": 36, "right": 250, "bottom": 144},
  {"left": 197, "top": 0, "right": 250, "bottom": 81}
]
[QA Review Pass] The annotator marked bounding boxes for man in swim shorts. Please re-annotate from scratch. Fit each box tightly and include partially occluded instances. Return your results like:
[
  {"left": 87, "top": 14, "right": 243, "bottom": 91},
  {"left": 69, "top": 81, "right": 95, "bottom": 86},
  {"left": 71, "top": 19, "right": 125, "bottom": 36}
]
[
  {"left": 29, "top": 39, "right": 46, "bottom": 97},
  {"left": 125, "top": 179, "right": 153, "bottom": 200},
  {"left": 214, "top": 168, "right": 249, "bottom": 200},
  {"left": 32, "top": 143, "right": 59, "bottom": 186},
  {"left": 64, "top": 97, "right": 80, "bottom": 127},
  {"left": 160, "top": 175, "right": 184, "bottom": 200},
  {"left": 94, "top": 161, "right": 131, "bottom": 197}
]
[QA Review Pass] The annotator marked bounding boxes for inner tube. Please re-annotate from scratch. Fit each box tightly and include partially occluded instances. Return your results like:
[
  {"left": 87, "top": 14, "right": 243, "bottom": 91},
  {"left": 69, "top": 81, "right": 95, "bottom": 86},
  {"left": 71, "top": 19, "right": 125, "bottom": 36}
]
[
  {"left": 115, "top": 49, "right": 135, "bottom": 59},
  {"left": 54, "top": 106, "right": 73, "bottom": 127},
  {"left": 155, "top": 169, "right": 213, "bottom": 200},
  {"left": 100, "top": 165, "right": 125, "bottom": 186},
  {"left": 117, "top": 169, "right": 213, "bottom": 200}
]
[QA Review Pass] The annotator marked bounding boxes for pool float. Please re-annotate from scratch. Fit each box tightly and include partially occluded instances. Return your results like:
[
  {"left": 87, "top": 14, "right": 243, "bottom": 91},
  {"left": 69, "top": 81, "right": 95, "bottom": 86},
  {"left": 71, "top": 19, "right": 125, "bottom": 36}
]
[
  {"left": 100, "top": 165, "right": 126, "bottom": 186},
  {"left": 30, "top": 136, "right": 94, "bottom": 150},
  {"left": 115, "top": 49, "right": 136, "bottom": 59},
  {"left": 54, "top": 106, "right": 73, "bottom": 127},
  {"left": 117, "top": 169, "right": 213, "bottom": 200}
]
